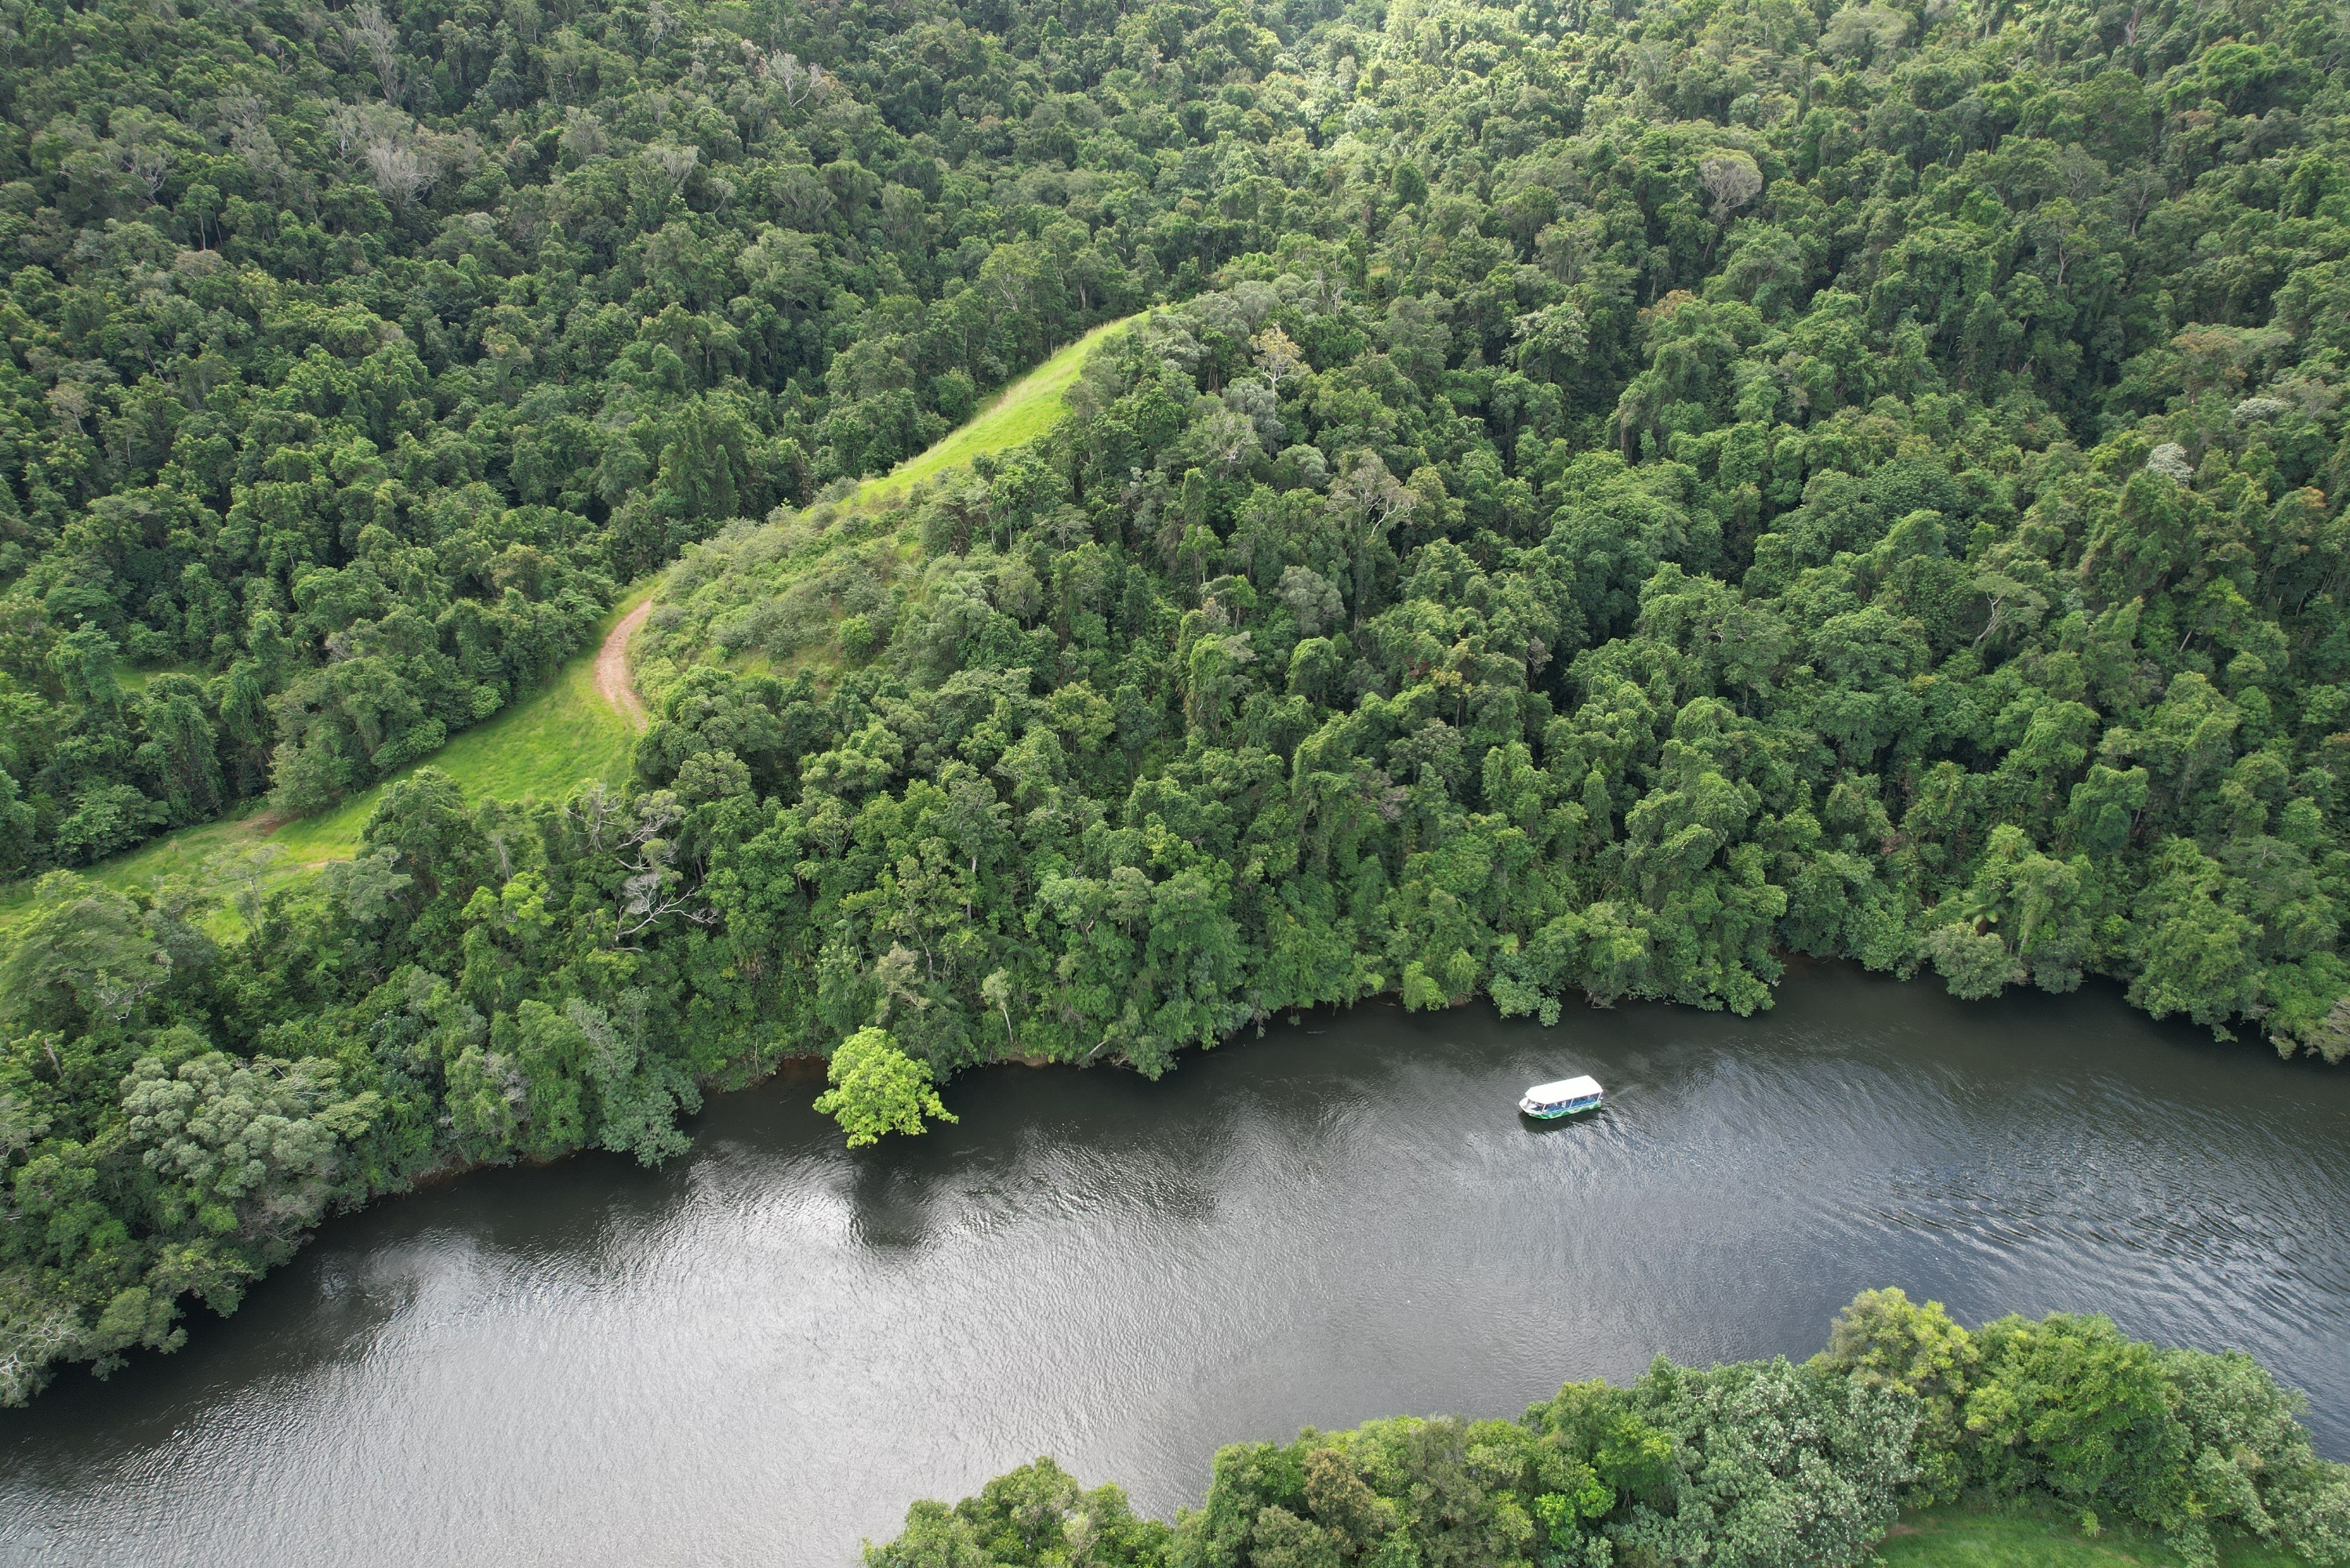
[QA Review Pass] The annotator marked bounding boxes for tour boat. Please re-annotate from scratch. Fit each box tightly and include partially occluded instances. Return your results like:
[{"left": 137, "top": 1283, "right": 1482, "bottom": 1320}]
[{"left": 1519, "top": 1074, "right": 1604, "bottom": 1120}]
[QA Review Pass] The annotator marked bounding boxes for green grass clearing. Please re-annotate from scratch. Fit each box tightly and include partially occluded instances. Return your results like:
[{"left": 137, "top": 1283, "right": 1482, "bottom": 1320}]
[
  {"left": 1878, "top": 1502, "right": 2314, "bottom": 1568},
  {"left": 850, "top": 314, "right": 1136, "bottom": 507},
  {"left": 5, "top": 319, "right": 1139, "bottom": 928},
  {"left": 634, "top": 314, "right": 1140, "bottom": 705},
  {"left": 0, "top": 580, "right": 656, "bottom": 930}
]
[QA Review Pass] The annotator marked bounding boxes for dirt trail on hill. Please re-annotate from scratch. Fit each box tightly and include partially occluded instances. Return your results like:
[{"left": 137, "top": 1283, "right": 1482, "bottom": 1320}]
[{"left": 597, "top": 601, "right": 652, "bottom": 728}]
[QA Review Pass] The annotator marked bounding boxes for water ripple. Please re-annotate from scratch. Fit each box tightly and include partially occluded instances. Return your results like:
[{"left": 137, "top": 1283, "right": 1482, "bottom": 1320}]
[{"left": 2, "top": 969, "right": 2346, "bottom": 1568}]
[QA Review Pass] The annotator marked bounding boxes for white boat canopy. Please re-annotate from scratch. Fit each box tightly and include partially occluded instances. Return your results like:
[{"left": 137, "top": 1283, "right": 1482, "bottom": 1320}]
[{"left": 1524, "top": 1075, "right": 1603, "bottom": 1102}]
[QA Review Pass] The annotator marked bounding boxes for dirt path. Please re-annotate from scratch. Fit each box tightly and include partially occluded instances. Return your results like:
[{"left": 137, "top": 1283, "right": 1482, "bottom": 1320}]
[{"left": 597, "top": 600, "right": 653, "bottom": 728}]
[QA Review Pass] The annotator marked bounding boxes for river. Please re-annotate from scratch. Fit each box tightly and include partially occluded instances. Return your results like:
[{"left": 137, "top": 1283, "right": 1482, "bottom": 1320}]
[{"left": 2, "top": 964, "right": 2346, "bottom": 1566}]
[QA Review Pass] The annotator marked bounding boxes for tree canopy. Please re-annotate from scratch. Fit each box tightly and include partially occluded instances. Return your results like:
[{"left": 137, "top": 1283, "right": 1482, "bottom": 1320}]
[{"left": 813, "top": 1025, "right": 957, "bottom": 1146}]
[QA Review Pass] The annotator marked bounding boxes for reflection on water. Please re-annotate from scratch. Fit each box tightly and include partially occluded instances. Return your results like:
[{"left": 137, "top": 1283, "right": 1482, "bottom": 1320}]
[{"left": 3, "top": 966, "right": 2347, "bottom": 1568}]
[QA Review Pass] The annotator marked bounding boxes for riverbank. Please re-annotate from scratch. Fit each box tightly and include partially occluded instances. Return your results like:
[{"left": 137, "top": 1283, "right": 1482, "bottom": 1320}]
[
  {"left": 6, "top": 974, "right": 2345, "bottom": 1566},
  {"left": 857, "top": 1287, "right": 2349, "bottom": 1568}
]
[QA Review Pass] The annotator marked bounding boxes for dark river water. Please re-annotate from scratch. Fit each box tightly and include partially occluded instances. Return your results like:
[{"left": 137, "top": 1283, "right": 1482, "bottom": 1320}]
[{"left": 4, "top": 965, "right": 2348, "bottom": 1566}]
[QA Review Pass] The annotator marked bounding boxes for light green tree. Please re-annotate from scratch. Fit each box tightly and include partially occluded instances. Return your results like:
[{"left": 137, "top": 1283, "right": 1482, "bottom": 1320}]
[
  {"left": 813, "top": 1027, "right": 957, "bottom": 1148},
  {"left": 1815, "top": 1287, "right": 1978, "bottom": 1503}
]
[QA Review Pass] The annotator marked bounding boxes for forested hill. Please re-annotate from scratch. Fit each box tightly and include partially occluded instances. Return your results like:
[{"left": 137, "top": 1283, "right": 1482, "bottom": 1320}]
[
  {"left": 7, "top": 0, "right": 2350, "bottom": 1399},
  {"left": 0, "top": 0, "right": 1154, "bottom": 869}
]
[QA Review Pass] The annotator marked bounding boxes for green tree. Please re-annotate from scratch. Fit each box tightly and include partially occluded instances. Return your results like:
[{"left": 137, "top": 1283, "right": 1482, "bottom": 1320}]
[
  {"left": 813, "top": 1027, "right": 957, "bottom": 1149},
  {"left": 1815, "top": 1287, "right": 1978, "bottom": 1503},
  {"left": 1964, "top": 1312, "right": 2191, "bottom": 1527}
]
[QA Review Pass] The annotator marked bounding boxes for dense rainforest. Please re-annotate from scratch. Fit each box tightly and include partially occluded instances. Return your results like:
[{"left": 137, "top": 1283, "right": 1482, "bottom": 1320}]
[
  {"left": 5, "top": 0, "right": 2350, "bottom": 1403},
  {"left": 863, "top": 1290, "right": 2350, "bottom": 1568},
  {"left": 0, "top": 0, "right": 1151, "bottom": 865}
]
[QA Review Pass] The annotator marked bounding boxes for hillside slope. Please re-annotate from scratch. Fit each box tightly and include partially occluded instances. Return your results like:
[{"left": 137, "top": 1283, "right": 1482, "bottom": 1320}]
[
  {"left": 634, "top": 315, "right": 1139, "bottom": 700},
  {"left": 0, "top": 318, "right": 1135, "bottom": 927},
  {"left": 0, "top": 584, "right": 652, "bottom": 927},
  {"left": 0, "top": 0, "right": 1157, "bottom": 884}
]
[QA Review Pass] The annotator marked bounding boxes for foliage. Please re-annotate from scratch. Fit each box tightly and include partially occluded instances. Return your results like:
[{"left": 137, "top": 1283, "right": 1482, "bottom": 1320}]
[
  {"left": 2161, "top": 1347, "right": 2350, "bottom": 1566},
  {"left": 1817, "top": 1287, "right": 1981, "bottom": 1504},
  {"left": 813, "top": 1025, "right": 957, "bottom": 1147},
  {"left": 1962, "top": 1311, "right": 2194, "bottom": 1530},
  {"left": 857, "top": 318, "right": 1145, "bottom": 511},
  {"left": 863, "top": 1296, "right": 2350, "bottom": 1568},
  {"left": 1, "top": 1017, "right": 380, "bottom": 1403},
  {"left": 866, "top": 1458, "right": 1171, "bottom": 1568}
]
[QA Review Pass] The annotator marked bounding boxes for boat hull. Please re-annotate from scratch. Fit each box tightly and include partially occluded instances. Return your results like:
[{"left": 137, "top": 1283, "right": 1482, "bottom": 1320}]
[{"left": 1520, "top": 1098, "right": 1602, "bottom": 1120}]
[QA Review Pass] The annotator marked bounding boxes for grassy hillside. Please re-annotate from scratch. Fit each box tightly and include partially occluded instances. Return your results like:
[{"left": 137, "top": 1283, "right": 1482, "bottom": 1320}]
[
  {"left": 633, "top": 315, "right": 1137, "bottom": 700},
  {"left": 0, "top": 319, "right": 1134, "bottom": 929},
  {"left": 853, "top": 316, "right": 1135, "bottom": 506},
  {"left": 0, "top": 582, "right": 655, "bottom": 928}
]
